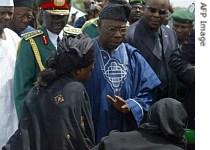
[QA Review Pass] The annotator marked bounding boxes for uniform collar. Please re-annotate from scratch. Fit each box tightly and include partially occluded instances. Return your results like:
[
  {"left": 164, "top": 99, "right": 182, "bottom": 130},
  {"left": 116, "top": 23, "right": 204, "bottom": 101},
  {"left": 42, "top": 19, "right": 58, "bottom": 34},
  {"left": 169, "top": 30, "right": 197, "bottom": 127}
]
[{"left": 46, "top": 29, "right": 63, "bottom": 49}]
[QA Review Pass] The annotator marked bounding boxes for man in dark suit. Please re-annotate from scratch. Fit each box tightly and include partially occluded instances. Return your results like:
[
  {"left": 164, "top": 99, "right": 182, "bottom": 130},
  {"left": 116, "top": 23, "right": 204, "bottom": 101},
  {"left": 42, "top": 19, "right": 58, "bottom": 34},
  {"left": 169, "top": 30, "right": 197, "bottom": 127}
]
[{"left": 125, "top": 0, "right": 179, "bottom": 100}]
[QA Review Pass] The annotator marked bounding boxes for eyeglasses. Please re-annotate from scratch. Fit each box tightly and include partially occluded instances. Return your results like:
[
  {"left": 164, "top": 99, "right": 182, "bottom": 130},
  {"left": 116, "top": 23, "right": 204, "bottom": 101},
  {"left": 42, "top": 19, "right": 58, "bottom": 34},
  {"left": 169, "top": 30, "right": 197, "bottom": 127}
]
[
  {"left": 103, "top": 26, "right": 127, "bottom": 34},
  {"left": 145, "top": 6, "right": 168, "bottom": 16}
]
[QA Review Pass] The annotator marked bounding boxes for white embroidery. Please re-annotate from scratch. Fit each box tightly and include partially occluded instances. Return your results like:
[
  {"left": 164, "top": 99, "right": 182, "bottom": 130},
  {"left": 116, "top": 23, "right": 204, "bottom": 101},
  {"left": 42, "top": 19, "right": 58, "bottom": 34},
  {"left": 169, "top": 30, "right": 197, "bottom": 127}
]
[
  {"left": 99, "top": 49, "right": 128, "bottom": 94},
  {"left": 104, "top": 61, "right": 127, "bottom": 88}
]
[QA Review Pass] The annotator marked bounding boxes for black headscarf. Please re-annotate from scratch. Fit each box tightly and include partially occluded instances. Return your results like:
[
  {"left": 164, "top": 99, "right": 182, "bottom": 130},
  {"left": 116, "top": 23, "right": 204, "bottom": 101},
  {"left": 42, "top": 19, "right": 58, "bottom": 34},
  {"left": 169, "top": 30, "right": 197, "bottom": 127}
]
[
  {"left": 141, "top": 98, "right": 188, "bottom": 141},
  {"left": 36, "top": 34, "right": 95, "bottom": 87},
  {"left": 47, "top": 34, "right": 95, "bottom": 76}
]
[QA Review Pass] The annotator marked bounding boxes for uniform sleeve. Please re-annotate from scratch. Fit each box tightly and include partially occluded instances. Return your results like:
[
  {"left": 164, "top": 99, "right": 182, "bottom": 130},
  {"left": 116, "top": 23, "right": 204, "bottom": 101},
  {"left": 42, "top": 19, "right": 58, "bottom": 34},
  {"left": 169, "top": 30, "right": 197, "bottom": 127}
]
[
  {"left": 126, "top": 51, "right": 161, "bottom": 127},
  {"left": 14, "top": 39, "right": 37, "bottom": 119}
]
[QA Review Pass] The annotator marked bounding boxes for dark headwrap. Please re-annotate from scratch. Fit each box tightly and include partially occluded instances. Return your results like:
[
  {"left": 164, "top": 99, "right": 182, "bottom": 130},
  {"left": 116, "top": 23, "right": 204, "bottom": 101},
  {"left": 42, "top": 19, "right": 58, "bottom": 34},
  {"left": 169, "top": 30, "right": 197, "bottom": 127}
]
[
  {"left": 47, "top": 34, "right": 95, "bottom": 76},
  {"left": 99, "top": 0, "right": 131, "bottom": 22},
  {"left": 14, "top": 0, "right": 34, "bottom": 8},
  {"left": 141, "top": 98, "right": 188, "bottom": 141}
]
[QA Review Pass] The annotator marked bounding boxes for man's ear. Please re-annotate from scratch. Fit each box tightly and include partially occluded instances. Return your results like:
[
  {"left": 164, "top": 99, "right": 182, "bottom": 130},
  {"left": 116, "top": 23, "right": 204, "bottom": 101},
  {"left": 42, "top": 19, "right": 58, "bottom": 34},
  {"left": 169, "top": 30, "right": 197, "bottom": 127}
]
[{"left": 73, "top": 69, "right": 82, "bottom": 76}]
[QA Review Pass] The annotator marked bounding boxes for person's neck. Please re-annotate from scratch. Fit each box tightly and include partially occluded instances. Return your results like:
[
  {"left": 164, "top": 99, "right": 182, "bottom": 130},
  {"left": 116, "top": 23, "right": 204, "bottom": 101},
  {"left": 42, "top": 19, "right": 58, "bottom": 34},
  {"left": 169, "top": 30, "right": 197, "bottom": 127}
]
[{"left": 98, "top": 38, "right": 115, "bottom": 53}]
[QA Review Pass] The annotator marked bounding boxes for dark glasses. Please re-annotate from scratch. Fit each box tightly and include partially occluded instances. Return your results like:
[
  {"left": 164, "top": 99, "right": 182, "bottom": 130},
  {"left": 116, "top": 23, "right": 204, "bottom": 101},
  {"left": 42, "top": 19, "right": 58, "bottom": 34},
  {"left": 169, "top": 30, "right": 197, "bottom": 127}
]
[{"left": 145, "top": 6, "right": 168, "bottom": 16}]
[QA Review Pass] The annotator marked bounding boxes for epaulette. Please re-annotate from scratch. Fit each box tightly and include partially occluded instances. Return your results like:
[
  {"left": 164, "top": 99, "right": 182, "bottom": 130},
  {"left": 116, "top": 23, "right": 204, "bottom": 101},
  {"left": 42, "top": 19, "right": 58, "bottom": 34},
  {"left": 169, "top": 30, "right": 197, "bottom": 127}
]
[
  {"left": 21, "top": 30, "right": 44, "bottom": 40},
  {"left": 63, "top": 24, "right": 82, "bottom": 37},
  {"left": 81, "top": 17, "right": 99, "bottom": 30}
]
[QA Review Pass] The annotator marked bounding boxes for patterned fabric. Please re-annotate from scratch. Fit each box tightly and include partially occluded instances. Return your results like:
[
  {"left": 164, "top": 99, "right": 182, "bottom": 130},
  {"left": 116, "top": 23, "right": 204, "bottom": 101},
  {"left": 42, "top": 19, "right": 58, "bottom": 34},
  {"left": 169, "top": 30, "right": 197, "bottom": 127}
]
[{"left": 85, "top": 40, "right": 161, "bottom": 143}]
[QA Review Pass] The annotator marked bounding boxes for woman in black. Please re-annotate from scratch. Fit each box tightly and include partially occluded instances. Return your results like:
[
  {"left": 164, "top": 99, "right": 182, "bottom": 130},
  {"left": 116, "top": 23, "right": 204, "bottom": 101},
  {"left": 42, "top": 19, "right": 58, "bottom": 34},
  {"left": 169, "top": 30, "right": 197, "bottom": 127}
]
[{"left": 3, "top": 34, "right": 95, "bottom": 150}]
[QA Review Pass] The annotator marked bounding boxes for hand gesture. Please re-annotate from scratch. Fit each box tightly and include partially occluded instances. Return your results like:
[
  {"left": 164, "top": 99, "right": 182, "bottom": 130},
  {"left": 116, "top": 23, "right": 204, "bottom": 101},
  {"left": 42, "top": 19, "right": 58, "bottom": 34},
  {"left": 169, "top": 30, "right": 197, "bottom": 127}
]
[{"left": 107, "top": 95, "right": 130, "bottom": 114}]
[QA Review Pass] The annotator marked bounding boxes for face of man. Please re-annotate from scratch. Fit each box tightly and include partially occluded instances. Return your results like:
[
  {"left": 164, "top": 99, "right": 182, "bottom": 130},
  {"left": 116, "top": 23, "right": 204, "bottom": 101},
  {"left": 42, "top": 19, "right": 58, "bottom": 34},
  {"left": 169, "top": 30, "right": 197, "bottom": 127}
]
[
  {"left": 99, "top": 19, "right": 127, "bottom": 50},
  {"left": 143, "top": 0, "right": 169, "bottom": 30},
  {"left": 129, "top": 3, "right": 144, "bottom": 23},
  {"left": 172, "top": 20, "right": 193, "bottom": 43},
  {"left": 0, "top": 6, "right": 14, "bottom": 32},
  {"left": 42, "top": 11, "right": 69, "bottom": 34},
  {"left": 10, "top": 7, "right": 33, "bottom": 33}
]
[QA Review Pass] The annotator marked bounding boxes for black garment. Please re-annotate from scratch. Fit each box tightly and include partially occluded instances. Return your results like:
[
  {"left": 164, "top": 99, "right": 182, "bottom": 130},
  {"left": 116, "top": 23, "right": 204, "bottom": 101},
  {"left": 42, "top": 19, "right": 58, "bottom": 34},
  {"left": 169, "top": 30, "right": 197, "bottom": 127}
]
[
  {"left": 169, "top": 31, "right": 195, "bottom": 129},
  {"left": 3, "top": 76, "right": 95, "bottom": 150},
  {"left": 93, "top": 98, "right": 187, "bottom": 150},
  {"left": 125, "top": 19, "right": 179, "bottom": 100},
  {"left": 92, "top": 129, "right": 184, "bottom": 150}
]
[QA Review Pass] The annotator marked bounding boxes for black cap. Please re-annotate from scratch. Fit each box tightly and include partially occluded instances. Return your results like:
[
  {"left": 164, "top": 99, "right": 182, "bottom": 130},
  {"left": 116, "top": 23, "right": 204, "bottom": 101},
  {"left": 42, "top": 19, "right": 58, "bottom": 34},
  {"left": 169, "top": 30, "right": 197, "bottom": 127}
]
[
  {"left": 99, "top": 1, "right": 131, "bottom": 22},
  {"left": 14, "top": 0, "right": 34, "bottom": 8}
]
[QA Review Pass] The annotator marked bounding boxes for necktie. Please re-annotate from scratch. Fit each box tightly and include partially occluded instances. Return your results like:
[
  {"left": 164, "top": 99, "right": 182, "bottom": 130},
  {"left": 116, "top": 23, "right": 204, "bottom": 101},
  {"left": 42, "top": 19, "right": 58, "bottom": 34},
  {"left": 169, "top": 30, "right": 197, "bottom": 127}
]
[
  {"left": 57, "top": 37, "right": 61, "bottom": 46},
  {"left": 153, "top": 34, "right": 162, "bottom": 60}
]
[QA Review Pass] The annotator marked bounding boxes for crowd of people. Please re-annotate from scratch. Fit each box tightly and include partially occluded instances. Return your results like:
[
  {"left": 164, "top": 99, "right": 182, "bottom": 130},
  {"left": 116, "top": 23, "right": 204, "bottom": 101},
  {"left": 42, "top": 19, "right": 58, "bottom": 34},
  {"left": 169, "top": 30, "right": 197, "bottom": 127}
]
[{"left": 0, "top": 0, "right": 195, "bottom": 150}]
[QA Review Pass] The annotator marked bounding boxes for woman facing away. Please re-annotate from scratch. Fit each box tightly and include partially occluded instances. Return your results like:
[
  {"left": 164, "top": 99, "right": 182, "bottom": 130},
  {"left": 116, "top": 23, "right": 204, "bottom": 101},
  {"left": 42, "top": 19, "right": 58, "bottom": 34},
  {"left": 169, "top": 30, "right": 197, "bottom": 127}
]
[{"left": 3, "top": 34, "right": 96, "bottom": 150}]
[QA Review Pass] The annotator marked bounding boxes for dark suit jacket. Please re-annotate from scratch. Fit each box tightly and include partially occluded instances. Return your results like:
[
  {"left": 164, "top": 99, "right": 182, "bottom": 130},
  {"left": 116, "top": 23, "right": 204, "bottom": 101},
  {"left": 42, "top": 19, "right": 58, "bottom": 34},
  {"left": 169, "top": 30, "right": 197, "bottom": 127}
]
[
  {"left": 169, "top": 31, "right": 195, "bottom": 129},
  {"left": 125, "top": 19, "right": 179, "bottom": 100}
]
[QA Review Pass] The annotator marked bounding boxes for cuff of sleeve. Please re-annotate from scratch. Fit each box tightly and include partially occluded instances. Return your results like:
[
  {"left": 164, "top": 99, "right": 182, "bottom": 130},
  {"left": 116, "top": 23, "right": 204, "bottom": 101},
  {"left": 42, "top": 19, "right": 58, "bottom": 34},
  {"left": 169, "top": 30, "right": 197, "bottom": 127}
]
[{"left": 126, "top": 99, "right": 144, "bottom": 127}]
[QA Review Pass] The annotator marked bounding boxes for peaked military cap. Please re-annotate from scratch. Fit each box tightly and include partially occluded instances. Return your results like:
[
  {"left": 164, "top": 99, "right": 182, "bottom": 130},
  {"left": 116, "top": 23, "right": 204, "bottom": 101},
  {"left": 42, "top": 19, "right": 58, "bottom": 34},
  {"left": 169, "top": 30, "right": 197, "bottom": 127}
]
[
  {"left": 171, "top": 8, "right": 194, "bottom": 24},
  {"left": 63, "top": 24, "right": 82, "bottom": 37},
  {"left": 129, "top": 0, "right": 145, "bottom": 5},
  {"left": 14, "top": 0, "right": 33, "bottom": 8},
  {"left": 37, "top": 0, "right": 70, "bottom": 15}
]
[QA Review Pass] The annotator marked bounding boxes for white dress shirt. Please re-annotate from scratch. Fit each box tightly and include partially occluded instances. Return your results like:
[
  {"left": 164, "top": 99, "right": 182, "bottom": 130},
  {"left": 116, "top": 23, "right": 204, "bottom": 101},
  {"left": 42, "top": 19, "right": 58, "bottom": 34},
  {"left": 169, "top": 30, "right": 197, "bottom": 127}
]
[{"left": 47, "top": 29, "right": 63, "bottom": 49}]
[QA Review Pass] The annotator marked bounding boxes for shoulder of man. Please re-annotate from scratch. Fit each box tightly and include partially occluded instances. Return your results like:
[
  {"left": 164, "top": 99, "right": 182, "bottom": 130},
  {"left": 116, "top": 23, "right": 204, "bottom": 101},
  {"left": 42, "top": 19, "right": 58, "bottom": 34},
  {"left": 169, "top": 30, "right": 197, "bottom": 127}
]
[
  {"left": 81, "top": 17, "right": 99, "bottom": 30},
  {"left": 21, "top": 29, "right": 44, "bottom": 41},
  {"left": 161, "top": 25, "right": 177, "bottom": 37},
  {"left": 125, "top": 20, "right": 140, "bottom": 44}
]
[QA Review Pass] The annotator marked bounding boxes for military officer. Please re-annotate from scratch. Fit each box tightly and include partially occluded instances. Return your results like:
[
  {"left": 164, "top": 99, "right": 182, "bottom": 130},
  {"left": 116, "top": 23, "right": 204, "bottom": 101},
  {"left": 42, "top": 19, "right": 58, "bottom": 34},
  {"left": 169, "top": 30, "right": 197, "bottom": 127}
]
[
  {"left": 14, "top": 0, "right": 70, "bottom": 118},
  {"left": 128, "top": 0, "right": 145, "bottom": 24},
  {"left": 171, "top": 8, "right": 194, "bottom": 47}
]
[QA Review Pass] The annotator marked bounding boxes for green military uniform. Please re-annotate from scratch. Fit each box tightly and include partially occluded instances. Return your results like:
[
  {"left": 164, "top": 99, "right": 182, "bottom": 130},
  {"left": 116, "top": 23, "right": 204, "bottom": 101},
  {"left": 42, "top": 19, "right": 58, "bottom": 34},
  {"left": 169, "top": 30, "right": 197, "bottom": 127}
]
[
  {"left": 14, "top": 0, "right": 71, "bottom": 118},
  {"left": 81, "top": 17, "right": 99, "bottom": 38},
  {"left": 14, "top": 27, "right": 57, "bottom": 118}
]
